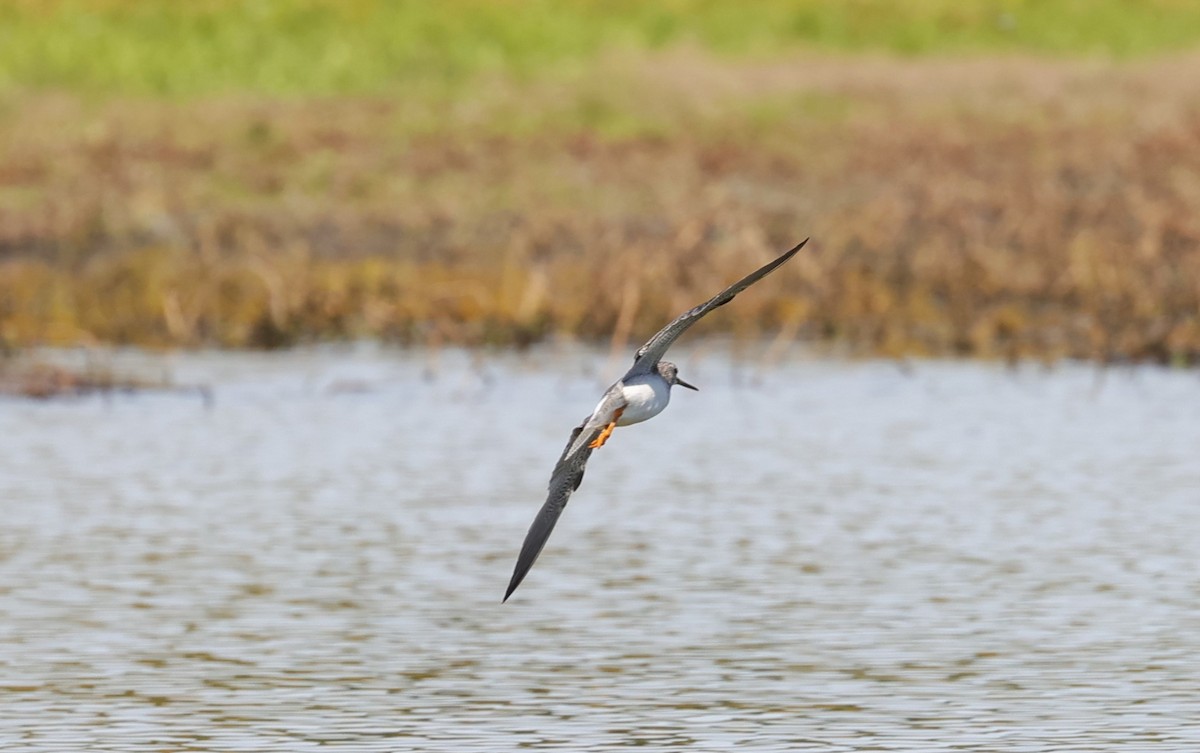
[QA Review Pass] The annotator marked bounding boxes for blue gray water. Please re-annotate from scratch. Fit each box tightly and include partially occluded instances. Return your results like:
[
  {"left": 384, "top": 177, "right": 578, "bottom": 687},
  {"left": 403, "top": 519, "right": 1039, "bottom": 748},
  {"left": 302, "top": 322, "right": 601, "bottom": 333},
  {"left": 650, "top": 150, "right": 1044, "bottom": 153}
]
[{"left": 1, "top": 346, "right": 1198, "bottom": 751}]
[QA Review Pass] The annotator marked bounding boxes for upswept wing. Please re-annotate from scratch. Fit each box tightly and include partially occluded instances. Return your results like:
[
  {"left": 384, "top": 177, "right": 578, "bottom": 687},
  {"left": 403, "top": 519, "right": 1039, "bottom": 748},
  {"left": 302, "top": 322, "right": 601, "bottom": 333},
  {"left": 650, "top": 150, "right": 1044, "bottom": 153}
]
[
  {"left": 627, "top": 239, "right": 808, "bottom": 374},
  {"left": 503, "top": 385, "right": 627, "bottom": 602}
]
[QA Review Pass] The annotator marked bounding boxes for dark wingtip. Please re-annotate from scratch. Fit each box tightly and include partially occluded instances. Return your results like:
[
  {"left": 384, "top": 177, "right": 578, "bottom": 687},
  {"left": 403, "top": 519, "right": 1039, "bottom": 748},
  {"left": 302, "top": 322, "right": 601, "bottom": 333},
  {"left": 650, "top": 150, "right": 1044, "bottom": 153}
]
[
  {"left": 768, "top": 238, "right": 808, "bottom": 270},
  {"left": 503, "top": 563, "right": 528, "bottom": 603}
]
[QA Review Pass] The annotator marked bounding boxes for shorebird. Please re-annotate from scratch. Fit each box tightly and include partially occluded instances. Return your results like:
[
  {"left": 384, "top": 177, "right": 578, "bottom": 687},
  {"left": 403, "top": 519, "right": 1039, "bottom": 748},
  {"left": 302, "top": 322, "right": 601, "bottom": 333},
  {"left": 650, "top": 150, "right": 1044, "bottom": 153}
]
[{"left": 503, "top": 239, "right": 808, "bottom": 601}]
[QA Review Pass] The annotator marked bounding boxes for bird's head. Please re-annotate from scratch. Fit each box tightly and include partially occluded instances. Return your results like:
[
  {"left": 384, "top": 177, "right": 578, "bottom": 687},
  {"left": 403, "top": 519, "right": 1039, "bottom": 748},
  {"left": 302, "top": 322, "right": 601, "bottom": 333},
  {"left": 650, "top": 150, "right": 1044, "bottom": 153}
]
[{"left": 657, "top": 361, "right": 698, "bottom": 391}]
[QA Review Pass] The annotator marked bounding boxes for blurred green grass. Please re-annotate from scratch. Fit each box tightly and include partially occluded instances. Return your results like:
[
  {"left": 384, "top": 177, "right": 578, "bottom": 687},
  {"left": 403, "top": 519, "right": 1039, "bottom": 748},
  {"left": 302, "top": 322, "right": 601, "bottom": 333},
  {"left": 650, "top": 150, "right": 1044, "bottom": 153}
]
[
  {"left": 2, "top": 0, "right": 1200, "bottom": 97},
  {"left": 2, "top": 1, "right": 1199, "bottom": 362}
]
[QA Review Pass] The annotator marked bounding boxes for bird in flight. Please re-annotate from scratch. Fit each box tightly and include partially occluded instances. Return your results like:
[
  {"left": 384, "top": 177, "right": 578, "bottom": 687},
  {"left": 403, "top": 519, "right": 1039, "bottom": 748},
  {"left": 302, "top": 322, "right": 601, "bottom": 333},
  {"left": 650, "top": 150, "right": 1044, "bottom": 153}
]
[{"left": 503, "top": 239, "right": 808, "bottom": 601}]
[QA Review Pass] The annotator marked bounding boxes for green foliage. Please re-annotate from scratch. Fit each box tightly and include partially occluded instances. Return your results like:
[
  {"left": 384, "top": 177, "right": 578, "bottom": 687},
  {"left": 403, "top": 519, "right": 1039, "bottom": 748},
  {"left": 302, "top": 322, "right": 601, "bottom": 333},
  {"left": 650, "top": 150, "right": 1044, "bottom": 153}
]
[{"left": 1, "top": 0, "right": 1199, "bottom": 97}]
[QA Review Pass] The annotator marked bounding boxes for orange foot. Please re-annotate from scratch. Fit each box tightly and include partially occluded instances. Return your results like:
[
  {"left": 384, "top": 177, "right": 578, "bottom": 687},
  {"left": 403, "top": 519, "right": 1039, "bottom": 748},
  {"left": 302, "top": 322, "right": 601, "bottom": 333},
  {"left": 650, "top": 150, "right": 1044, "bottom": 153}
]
[{"left": 588, "top": 408, "right": 624, "bottom": 449}]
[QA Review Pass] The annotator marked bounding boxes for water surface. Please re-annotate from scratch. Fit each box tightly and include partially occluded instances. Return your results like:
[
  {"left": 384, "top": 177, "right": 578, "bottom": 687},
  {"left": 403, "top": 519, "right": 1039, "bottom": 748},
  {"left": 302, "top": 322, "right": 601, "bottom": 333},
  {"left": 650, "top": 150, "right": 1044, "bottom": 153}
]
[{"left": 1, "top": 347, "right": 1198, "bottom": 751}]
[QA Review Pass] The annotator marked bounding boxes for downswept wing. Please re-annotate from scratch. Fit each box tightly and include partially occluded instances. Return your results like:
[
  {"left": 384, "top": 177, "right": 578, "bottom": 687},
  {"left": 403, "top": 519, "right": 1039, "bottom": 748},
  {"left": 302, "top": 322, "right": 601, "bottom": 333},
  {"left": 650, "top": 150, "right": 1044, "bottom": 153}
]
[
  {"left": 503, "top": 386, "right": 627, "bottom": 602},
  {"left": 627, "top": 239, "right": 808, "bottom": 374}
]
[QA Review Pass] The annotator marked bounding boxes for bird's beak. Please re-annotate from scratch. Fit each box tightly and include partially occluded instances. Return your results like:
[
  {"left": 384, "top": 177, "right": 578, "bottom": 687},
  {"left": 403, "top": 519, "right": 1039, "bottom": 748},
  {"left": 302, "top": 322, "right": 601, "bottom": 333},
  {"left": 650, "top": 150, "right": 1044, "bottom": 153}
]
[{"left": 675, "top": 376, "right": 699, "bottom": 391}]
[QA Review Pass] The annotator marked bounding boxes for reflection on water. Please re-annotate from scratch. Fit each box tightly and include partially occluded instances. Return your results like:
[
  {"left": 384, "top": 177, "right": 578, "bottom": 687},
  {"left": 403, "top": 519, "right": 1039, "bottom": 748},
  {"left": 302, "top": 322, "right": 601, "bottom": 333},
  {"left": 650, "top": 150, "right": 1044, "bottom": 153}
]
[{"left": 1, "top": 346, "right": 1198, "bottom": 751}]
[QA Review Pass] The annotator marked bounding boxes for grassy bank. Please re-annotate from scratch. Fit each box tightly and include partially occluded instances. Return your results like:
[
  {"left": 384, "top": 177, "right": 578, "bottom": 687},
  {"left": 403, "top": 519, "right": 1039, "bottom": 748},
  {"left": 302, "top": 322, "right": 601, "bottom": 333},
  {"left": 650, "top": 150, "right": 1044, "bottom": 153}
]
[
  {"left": 3, "top": 0, "right": 1200, "bottom": 98},
  {"left": 2, "top": 3, "right": 1199, "bottom": 363},
  {"left": 3, "top": 51, "right": 1199, "bottom": 362}
]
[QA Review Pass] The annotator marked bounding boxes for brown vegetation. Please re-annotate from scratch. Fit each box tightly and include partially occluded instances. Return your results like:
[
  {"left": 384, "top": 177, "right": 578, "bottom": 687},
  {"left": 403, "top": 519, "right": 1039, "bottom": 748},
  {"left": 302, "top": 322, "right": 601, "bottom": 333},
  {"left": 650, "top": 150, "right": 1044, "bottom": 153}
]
[
  {"left": 0, "top": 355, "right": 178, "bottom": 399},
  {"left": 2, "top": 53, "right": 1199, "bottom": 363}
]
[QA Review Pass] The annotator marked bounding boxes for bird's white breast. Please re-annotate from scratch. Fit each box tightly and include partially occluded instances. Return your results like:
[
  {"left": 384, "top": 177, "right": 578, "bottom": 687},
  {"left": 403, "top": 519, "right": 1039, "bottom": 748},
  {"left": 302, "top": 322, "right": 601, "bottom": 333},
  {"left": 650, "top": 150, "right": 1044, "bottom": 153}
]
[{"left": 615, "top": 373, "right": 671, "bottom": 425}]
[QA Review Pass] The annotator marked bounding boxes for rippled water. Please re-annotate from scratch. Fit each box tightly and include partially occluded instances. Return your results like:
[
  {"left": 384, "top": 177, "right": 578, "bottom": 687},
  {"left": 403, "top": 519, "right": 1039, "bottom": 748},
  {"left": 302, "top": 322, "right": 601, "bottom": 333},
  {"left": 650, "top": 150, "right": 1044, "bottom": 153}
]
[{"left": 1, "top": 346, "right": 1198, "bottom": 751}]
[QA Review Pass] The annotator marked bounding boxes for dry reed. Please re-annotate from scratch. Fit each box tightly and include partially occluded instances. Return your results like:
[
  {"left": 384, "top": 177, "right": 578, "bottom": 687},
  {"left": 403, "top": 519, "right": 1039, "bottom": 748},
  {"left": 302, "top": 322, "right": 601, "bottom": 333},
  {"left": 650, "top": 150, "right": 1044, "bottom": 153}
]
[{"left": 2, "top": 53, "right": 1199, "bottom": 363}]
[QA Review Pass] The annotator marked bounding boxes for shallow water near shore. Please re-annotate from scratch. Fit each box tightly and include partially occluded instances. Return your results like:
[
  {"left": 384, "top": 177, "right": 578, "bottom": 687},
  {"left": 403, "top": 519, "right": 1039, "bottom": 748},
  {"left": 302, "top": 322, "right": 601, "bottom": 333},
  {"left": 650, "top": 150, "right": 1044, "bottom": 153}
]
[{"left": 1, "top": 346, "right": 1198, "bottom": 751}]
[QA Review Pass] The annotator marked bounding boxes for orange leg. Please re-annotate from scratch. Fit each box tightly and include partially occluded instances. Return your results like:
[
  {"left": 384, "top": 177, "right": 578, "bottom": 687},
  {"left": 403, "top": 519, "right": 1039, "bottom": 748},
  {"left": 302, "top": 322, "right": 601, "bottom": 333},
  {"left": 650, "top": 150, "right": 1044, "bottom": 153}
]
[{"left": 588, "top": 407, "right": 624, "bottom": 449}]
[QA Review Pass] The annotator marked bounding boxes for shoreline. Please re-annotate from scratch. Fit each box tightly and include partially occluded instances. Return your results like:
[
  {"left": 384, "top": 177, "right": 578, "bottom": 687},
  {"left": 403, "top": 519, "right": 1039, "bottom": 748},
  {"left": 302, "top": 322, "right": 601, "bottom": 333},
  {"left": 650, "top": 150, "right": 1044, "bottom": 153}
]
[{"left": 2, "top": 52, "right": 1199, "bottom": 364}]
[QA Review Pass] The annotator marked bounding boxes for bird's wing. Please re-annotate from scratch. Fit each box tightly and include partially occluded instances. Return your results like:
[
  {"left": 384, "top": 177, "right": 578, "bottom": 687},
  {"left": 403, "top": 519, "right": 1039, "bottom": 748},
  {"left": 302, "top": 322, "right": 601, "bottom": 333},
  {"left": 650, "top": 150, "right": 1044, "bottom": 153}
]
[
  {"left": 627, "top": 239, "right": 808, "bottom": 373},
  {"left": 504, "top": 385, "right": 627, "bottom": 602}
]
